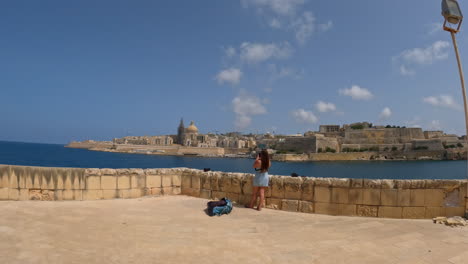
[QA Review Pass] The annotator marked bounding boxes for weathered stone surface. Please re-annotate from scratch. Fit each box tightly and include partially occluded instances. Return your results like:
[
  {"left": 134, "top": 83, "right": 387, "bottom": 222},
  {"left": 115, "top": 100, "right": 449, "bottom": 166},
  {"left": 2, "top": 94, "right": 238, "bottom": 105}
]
[
  {"left": 380, "top": 189, "right": 398, "bottom": 206},
  {"left": 424, "top": 189, "right": 444, "bottom": 207},
  {"left": 381, "top": 180, "right": 396, "bottom": 189},
  {"left": 0, "top": 166, "right": 10, "bottom": 188},
  {"left": 191, "top": 173, "right": 201, "bottom": 190},
  {"left": 350, "top": 179, "right": 364, "bottom": 188},
  {"left": 230, "top": 174, "right": 243, "bottom": 194},
  {"left": 315, "top": 187, "right": 331, "bottom": 203},
  {"left": 85, "top": 168, "right": 101, "bottom": 176},
  {"left": 395, "top": 180, "right": 411, "bottom": 189},
  {"left": 362, "top": 189, "right": 381, "bottom": 205},
  {"left": 8, "top": 188, "right": 19, "bottom": 200},
  {"left": 425, "top": 179, "right": 462, "bottom": 189},
  {"left": 129, "top": 189, "right": 143, "bottom": 198},
  {"left": 172, "top": 175, "right": 181, "bottom": 187},
  {"left": 103, "top": 190, "right": 118, "bottom": 199},
  {"left": 0, "top": 188, "right": 9, "bottom": 200},
  {"left": 410, "top": 180, "right": 425, "bottom": 189},
  {"left": 357, "top": 205, "right": 378, "bottom": 217},
  {"left": 200, "top": 189, "right": 212, "bottom": 199},
  {"left": 211, "top": 191, "right": 226, "bottom": 200},
  {"left": 218, "top": 173, "right": 234, "bottom": 193},
  {"left": 101, "top": 169, "right": 116, "bottom": 175},
  {"left": 62, "top": 190, "right": 82, "bottom": 200},
  {"left": 117, "top": 175, "right": 130, "bottom": 189},
  {"left": 283, "top": 177, "right": 303, "bottom": 200},
  {"left": 270, "top": 176, "right": 284, "bottom": 199},
  {"left": 402, "top": 207, "right": 425, "bottom": 219},
  {"left": 315, "top": 203, "right": 340, "bottom": 215},
  {"left": 161, "top": 175, "right": 172, "bottom": 187},
  {"left": 348, "top": 189, "right": 363, "bottom": 204},
  {"left": 331, "top": 187, "right": 349, "bottom": 204},
  {"left": 19, "top": 188, "right": 30, "bottom": 201},
  {"left": 85, "top": 176, "right": 101, "bottom": 190},
  {"left": 299, "top": 201, "right": 314, "bottom": 213},
  {"left": 446, "top": 207, "right": 465, "bottom": 217},
  {"left": 363, "top": 179, "right": 382, "bottom": 189},
  {"left": 281, "top": 199, "right": 299, "bottom": 212},
  {"left": 162, "top": 187, "right": 173, "bottom": 195},
  {"left": 301, "top": 178, "right": 314, "bottom": 201},
  {"left": 54, "top": 190, "right": 63, "bottom": 201},
  {"left": 131, "top": 175, "right": 146, "bottom": 189},
  {"left": 314, "top": 178, "right": 333, "bottom": 187},
  {"left": 173, "top": 187, "right": 181, "bottom": 195},
  {"left": 199, "top": 173, "right": 211, "bottom": 190},
  {"left": 378, "top": 206, "right": 402, "bottom": 218},
  {"left": 226, "top": 192, "right": 240, "bottom": 204},
  {"left": 209, "top": 172, "right": 220, "bottom": 191},
  {"left": 331, "top": 178, "right": 350, "bottom": 188},
  {"left": 83, "top": 190, "right": 103, "bottom": 200},
  {"left": 339, "top": 204, "right": 356, "bottom": 216},
  {"left": 146, "top": 175, "right": 161, "bottom": 188},
  {"left": 266, "top": 198, "right": 282, "bottom": 210},
  {"left": 242, "top": 175, "right": 254, "bottom": 195},
  {"left": 29, "top": 189, "right": 42, "bottom": 200},
  {"left": 101, "top": 176, "right": 117, "bottom": 190},
  {"left": 409, "top": 189, "right": 425, "bottom": 206},
  {"left": 129, "top": 169, "right": 145, "bottom": 175},
  {"left": 397, "top": 189, "right": 410, "bottom": 206},
  {"left": 150, "top": 187, "right": 162, "bottom": 196},
  {"left": 181, "top": 174, "right": 191, "bottom": 190},
  {"left": 425, "top": 207, "right": 446, "bottom": 218}
]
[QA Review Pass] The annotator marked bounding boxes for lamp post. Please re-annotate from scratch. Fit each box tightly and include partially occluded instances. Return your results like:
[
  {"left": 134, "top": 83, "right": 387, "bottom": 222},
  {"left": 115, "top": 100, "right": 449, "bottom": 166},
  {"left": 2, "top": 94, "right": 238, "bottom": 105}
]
[{"left": 441, "top": 0, "right": 468, "bottom": 218}]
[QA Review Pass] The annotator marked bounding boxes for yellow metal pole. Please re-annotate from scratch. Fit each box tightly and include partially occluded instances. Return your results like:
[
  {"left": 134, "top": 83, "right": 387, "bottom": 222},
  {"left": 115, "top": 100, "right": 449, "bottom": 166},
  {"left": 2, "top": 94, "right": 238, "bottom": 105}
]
[{"left": 450, "top": 31, "right": 468, "bottom": 218}]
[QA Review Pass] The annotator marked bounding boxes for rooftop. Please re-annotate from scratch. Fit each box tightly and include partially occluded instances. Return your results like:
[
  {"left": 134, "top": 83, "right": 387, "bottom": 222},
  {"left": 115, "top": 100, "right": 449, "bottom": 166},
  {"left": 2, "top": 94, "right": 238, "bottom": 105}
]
[{"left": 1, "top": 196, "right": 467, "bottom": 264}]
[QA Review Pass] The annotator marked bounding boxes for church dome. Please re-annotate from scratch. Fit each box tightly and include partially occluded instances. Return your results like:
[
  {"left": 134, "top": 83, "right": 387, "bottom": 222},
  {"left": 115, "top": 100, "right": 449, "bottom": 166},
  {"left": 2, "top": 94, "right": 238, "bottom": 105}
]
[{"left": 186, "top": 121, "right": 199, "bottom": 133}]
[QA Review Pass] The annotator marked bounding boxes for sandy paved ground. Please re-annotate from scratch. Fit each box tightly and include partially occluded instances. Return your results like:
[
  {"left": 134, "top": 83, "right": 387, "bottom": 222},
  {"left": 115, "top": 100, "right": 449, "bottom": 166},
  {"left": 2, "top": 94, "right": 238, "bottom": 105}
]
[{"left": 1, "top": 196, "right": 467, "bottom": 264}]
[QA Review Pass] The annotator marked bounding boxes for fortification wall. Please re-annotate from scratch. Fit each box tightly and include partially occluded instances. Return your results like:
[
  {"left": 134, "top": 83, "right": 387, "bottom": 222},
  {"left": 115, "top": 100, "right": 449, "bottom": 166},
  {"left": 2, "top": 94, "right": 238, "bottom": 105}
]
[
  {"left": 344, "top": 128, "right": 425, "bottom": 144},
  {"left": 1, "top": 165, "right": 466, "bottom": 219}
]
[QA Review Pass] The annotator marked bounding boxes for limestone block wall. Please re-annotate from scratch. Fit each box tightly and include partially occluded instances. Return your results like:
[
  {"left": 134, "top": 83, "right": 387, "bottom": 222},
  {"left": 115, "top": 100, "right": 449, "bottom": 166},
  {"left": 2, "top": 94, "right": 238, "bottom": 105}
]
[
  {"left": 179, "top": 170, "right": 467, "bottom": 219},
  {"left": 0, "top": 165, "right": 183, "bottom": 201},
  {"left": 1, "top": 164, "right": 467, "bottom": 219}
]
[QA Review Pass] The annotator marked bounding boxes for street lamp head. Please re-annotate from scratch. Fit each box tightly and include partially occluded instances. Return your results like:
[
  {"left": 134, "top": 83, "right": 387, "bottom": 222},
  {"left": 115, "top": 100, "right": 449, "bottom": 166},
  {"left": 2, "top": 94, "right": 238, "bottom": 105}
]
[{"left": 442, "top": 0, "right": 463, "bottom": 25}]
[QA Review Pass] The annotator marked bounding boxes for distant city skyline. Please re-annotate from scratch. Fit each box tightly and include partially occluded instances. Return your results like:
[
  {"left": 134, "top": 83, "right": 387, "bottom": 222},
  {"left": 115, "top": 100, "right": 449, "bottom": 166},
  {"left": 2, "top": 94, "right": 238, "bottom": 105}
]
[{"left": 2, "top": 0, "right": 468, "bottom": 144}]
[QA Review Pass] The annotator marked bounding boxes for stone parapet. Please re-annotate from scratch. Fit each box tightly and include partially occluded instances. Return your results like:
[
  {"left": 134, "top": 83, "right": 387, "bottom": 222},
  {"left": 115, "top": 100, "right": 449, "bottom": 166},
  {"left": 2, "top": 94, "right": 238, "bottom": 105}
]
[{"left": 1, "top": 164, "right": 467, "bottom": 219}]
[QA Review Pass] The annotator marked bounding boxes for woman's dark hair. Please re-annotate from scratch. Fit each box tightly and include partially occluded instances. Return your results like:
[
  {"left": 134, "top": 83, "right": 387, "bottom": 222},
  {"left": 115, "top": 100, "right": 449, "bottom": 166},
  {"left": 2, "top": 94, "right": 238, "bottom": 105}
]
[{"left": 259, "top": 150, "right": 270, "bottom": 172}]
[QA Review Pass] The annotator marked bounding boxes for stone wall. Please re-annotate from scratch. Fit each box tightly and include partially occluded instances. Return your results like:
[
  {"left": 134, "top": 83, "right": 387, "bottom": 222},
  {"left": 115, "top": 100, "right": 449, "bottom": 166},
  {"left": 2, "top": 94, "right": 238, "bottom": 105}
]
[
  {"left": 1, "top": 165, "right": 466, "bottom": 219},
  {"left": 0, "top": 165, "right": 183, "bottom": 201}
]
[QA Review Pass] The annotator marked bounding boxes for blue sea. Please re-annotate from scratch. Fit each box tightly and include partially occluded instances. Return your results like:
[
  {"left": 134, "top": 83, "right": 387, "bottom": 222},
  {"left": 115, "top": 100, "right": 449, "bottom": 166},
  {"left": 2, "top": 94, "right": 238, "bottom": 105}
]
[{"left": 0, "top": 141, "right": 466, "bottom": 179}]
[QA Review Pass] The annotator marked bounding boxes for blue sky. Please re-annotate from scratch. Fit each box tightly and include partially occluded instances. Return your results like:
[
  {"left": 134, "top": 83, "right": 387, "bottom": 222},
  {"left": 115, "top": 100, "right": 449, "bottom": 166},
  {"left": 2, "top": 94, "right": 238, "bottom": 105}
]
[{"left": 2, "top": 0, "right": 468, "bottom": 144}]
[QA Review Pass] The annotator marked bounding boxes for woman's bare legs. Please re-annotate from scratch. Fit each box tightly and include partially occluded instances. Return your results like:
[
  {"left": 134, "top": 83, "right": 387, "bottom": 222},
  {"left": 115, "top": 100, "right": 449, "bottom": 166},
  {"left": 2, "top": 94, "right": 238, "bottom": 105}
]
[
  {"left": 257, "top": 187, "right": 265, "bottom": 211},
  {"left": 248, "top": 186, "right": 259, "bottom": 208}
]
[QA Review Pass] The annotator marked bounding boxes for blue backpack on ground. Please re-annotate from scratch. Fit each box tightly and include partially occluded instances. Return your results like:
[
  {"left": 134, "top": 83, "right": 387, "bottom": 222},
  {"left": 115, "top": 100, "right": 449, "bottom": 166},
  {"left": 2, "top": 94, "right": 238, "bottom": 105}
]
[{"left": 207, "top": 197, "right": 233, "bottom": 216}]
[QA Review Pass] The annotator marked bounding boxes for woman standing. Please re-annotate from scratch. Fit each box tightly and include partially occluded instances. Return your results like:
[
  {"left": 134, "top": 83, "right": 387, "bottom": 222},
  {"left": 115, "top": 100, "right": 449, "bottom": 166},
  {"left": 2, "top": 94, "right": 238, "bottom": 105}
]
[{"left": 247, "top": 149, "right": 271, "bottom": 211}]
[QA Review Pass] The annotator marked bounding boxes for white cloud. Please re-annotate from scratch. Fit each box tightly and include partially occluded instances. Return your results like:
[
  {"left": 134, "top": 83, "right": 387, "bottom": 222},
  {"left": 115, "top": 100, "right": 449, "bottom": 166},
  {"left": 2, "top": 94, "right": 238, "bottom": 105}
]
[
  {"left": 318, "top": 21, "right": 333, "bottom": 32},
  {"left": 215, "top": 68, "right": 242, "bottom": 85},
  {"left": 291, "top": 109, "right": 318, "bottom": 124},
  {"left": 339, "top": 85, "right": 374, "bottom": 100},
  {"left": 379, "top": 107, "right": 392, "bottom": 120},
  {"left": 428, "top": 22, "right": 442, "bottom": 35},
  {"left": 242, "top": 0, "right": 305, "bottom": 16},
  {"left": 232, "top": 94, "right": 267, "bottom": 129},
  {"left": 429, "top": 120, "right": 442, "bottom": 130},
  {"left": 423, "top": 95, "right": 460, "bottom": 110},
  {"left": 269, "top": 18, "right": 282, "bottom": 28},
  {"left": 395, "top": 41, "right": 450, "bottom": 75},
  {"left": 404, "top": 116, "right": 422, "bottom": 128},
  {"left": 400, "top": 41, "right": 449, "bottom": 65},
  {"left": 224, "top": 46, "right": 236, "bottom": 58},
  {"left": 267, "top": 64, "right": 303, "bottom": 80},
  {"left": 240, "top": 42, "right": 293, "bottom": 64},
  {"left": 292, "top": 11, "right": 315, "bottom": 45},
  {"left": 399, "top": 65, "right": 415, "bottom": 76},
  {"left": 315, "top": 101, "right": 336, "bottom": 112}
]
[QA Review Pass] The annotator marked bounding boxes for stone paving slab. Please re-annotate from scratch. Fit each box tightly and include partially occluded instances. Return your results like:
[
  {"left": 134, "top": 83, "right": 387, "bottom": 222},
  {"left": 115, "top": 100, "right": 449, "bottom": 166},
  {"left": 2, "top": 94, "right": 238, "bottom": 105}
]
[{"left": 0, "top": 196, "right": 467, "bottom": 264}]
